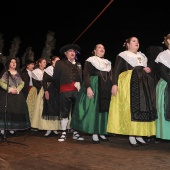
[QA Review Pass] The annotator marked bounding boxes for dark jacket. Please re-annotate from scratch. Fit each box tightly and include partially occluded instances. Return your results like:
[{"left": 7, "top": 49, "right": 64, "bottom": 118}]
[{"left": 53, "top": 59, "right": 82, "bottom": 92}]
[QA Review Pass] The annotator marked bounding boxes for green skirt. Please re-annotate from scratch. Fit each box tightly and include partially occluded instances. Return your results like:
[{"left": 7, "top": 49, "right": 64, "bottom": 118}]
[
  {"left": 70, "top": 76, "right": 108, "bottom": 135},
  {"left": 156, "top": 78, "right": 170, "bottom": 139}
]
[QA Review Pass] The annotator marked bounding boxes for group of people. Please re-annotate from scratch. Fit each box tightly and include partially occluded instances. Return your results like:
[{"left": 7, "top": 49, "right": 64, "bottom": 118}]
[{"left": 0, "top": 34, "right": 170, "bottom": 147}]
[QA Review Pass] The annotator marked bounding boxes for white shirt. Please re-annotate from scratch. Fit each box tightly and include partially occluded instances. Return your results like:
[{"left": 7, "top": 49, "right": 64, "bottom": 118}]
[{"left": 27, "top": 69, "right": 33, "bottom": 86}]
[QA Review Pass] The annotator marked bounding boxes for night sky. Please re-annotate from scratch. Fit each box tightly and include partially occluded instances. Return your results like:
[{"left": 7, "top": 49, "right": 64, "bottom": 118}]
[{"left": 0, "top": 0, "right": 169, "bottom": 65}]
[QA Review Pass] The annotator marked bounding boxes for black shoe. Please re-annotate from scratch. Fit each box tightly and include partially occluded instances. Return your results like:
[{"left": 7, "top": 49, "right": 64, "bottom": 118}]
[
  {"left": 44, "top": 133, "right": 51, "bottom": 137},
  {"left": 44, "top": 131, "right": 52, "bottom": 137},
  {"left": 137, "top": 140, "right": 148, "bottom": 146},
  {"left": 8, "top": 132, "right": 18, "bottom": 137},
  {"left": 129, "top": 141, "right": 139, "bottom": 147},
  {"left": 73, "top": 132, "right": 84, "bottom": 140},
  {"left": 146, "top": 137, "right": 159, "bottom": 143},
  {"left": 58, "top": 132, "right": 67, "bottom": 142},
  {"left": 92, "top": 138, "right": 100, "bottom": 144},
  {"left": 53, "top": 131, "right": 58, "bottom": 136},
  {"left": 99, "top": 136, "right": 109, "bottom": 142}
]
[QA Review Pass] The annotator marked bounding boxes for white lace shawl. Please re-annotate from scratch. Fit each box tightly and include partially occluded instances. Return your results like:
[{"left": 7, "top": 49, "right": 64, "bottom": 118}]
[
  {"left": 155, "top": 49, "right": 170, "bottom": 69},
  {"left": 44, "top": 66, "right": 53, "bottom": 76},
  {"left": 118, "top": 51, "right": 147, "bottom": 67},
  {"left": 86, "top": 56, "right": 111, "bottom": 72},
  {"left": 32, "top": 68, "right": 44, "bottom": 81}
]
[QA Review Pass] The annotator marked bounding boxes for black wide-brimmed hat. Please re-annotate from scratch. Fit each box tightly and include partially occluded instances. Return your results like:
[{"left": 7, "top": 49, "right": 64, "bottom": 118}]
[
  {"left": 25, "top": 59, "right": 35, "bottom": 65},
  {"left": 59, "top": 44, "right": 81, "bottom": 55}
]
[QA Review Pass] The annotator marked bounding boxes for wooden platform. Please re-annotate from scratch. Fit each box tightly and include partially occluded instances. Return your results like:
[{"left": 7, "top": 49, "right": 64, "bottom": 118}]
[{"left": 0, "top": 129, "right": 170, "bottom": 170}]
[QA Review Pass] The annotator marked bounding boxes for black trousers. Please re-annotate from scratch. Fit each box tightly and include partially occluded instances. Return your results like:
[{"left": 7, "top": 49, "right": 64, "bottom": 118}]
[{"left": 60, "top": 91, "right": 78, "bottom": 118}]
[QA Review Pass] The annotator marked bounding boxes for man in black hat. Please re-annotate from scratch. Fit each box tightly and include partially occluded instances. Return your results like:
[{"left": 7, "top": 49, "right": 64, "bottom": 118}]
[
  {"left": 53, "top": 44, "right": 84, "bottom": 142},
  {"left": 20, "top": 60, "right": 35, "bottom": 99}
]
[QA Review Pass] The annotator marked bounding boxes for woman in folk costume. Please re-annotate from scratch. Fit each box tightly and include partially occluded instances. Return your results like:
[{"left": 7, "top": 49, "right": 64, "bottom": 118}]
[
  {"left": 107, "top": 37, "right": 157, "bottom": 147},
  {"left": 29, "top": 58, "right": 47, "bottom": 129},
  {"left": 42, "top": 56, "right": 61, "bottom": 136},
  {"left": 155, "top": 34, "right": 170, "bottom": 140},
  {"left": 0, "top": 58, "right": 30, "bottom": 135},
  {"left": 71, "top": 44, "right": 113, "bottom": 143},
  {"left": 20, "top": 60, "right": 35, "bottom": 99}
]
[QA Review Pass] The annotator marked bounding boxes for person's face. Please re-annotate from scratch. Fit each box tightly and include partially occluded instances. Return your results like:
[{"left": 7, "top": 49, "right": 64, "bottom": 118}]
[
  {"left": 52, "top": 57, "right": 60, "bottom": 66},
  {"left": 65, "top": 49, "right": 76, "bottom": 61},
  {"left": 9, "top": 59, "right": 17, "bottom": 69},
  {"left": 167, "top": 39, "right": 170, "bottom": 49},
  {"left": 94, "top": 44, "right": 105, "bottom": 57},
  {"left": 27, "top": 63, "right": 35, "bottom": 71},
  {"left": 127, "top": 37, "right": 139, "bottom": 52},
  {"left": 39, "top": 59, "right": 47, "bottom": 69}
]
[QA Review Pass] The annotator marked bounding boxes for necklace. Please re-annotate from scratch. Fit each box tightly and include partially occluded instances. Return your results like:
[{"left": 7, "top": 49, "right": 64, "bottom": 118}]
[{"left": 137, "top": 56, "right": 142, "bottom": 63}]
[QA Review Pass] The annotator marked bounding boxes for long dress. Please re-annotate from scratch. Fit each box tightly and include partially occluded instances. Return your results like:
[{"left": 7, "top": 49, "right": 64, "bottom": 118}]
[
  {"left": 0, "top": 71, "right": 30, "bottom": 130},
  {"left": 20, "top": 68, "right": 36, "bottom": 123},
  {"left": 155, "top": 49, "right": 170, "bottom": 140},
  {"left": 107, "top": 51, "right": 157, "bottom": 136},
  {"left": 70, "top": 56, "right": 112, "bottom": 135},
  {"left": 42, "top": 66, "right": 60, "bottom": 120},
  {"left": 30, "top": 67, "right": 60, "bottom": 130}
]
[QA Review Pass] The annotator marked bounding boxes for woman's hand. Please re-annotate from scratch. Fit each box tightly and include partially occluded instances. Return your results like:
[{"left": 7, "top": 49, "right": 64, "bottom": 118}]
[
  {"left": 45, "top": 91, "right": 49, "bottom": 100},
  {"left": 9, "top": 88, "right": 18, "bottom": 94},
  {"left": 87, "top": 87, "right": 94, "bottom": 99},
  {"left": 143, "top": 67, "right": 151, "bottom": 73},
  {"left": 111, "top": 85, "right": 118, "bottom": 96}
]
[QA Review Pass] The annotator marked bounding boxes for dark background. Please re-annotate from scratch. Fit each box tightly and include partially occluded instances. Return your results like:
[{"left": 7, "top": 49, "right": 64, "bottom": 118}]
[{"left": 0, "top": 0, "right": 169, "bottom": 66}]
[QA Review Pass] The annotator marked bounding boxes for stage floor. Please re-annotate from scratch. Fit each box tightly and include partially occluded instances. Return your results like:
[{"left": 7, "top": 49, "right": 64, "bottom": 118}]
[{"left": 0, "top": 129, "right": 170, "bottom": 170}]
